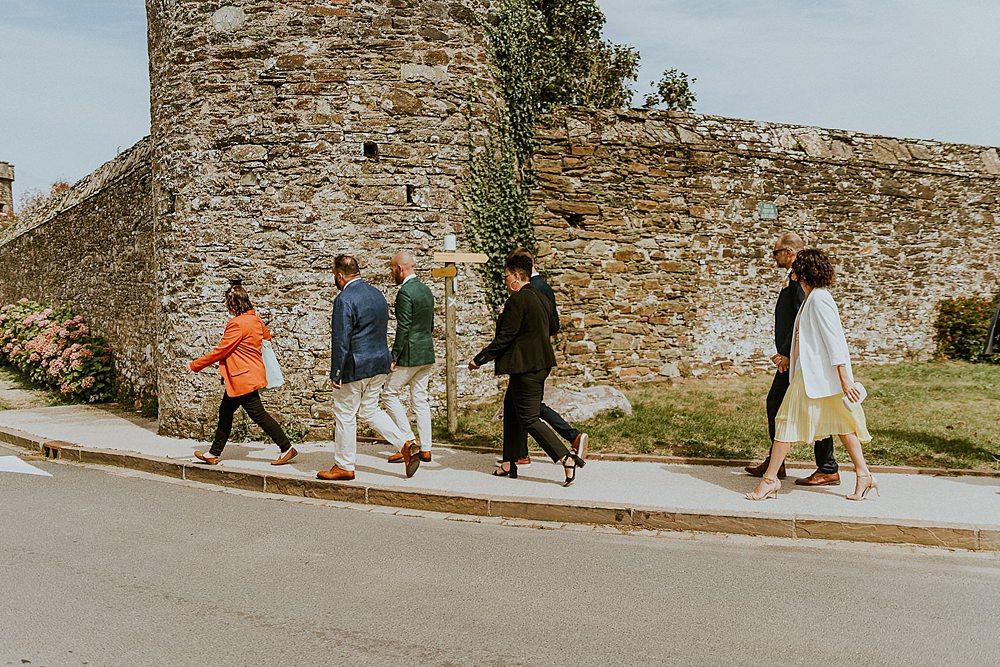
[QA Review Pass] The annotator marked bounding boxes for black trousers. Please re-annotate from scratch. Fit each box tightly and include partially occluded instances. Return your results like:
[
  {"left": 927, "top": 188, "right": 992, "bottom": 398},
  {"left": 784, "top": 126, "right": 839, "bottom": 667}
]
[
  {"left": 503, "top": 369, "right": 570, "bottom": 464},
  {"left": 517, "top": 402, "right": 579, "bottom": 458},
  {"left": 210, "top": 390, "right": 291, "bottom": 457},
  {"left": 765, "top": 370, "right": 837, "bottom": 473}
]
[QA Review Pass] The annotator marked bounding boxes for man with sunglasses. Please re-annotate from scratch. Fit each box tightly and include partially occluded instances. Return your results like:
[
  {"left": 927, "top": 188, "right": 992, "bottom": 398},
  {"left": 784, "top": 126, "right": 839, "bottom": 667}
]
[{"left": 745, "top": 232, "right": 839, "bottom": 485}]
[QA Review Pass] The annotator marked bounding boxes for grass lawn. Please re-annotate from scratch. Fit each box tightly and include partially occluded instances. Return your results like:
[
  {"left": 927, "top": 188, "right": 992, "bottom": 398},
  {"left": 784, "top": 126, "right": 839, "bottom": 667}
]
[{"left": 436, "top": 361, "right": 1000, "bottom": 471}]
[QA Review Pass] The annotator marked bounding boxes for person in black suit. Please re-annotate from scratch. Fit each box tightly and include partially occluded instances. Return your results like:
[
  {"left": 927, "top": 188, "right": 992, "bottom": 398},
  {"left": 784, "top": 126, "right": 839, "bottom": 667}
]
[
  {"left": 745, "top": 233, "right": 839, "bottom": 485},
  {"left": 985, "top": 299, "right": 1000, "bottom": 462},
  {"left": 502, "top": 248, "right": 589, "bottom": 465},
  {"left": 469, "top": 253, "right": 586, "bottom": 486}
]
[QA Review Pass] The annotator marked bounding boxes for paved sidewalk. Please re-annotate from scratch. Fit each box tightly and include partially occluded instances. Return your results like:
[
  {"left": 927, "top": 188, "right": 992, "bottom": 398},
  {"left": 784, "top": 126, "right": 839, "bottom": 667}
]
[{"left": 2, "top": 404, "right": 998, "bottom": 535}]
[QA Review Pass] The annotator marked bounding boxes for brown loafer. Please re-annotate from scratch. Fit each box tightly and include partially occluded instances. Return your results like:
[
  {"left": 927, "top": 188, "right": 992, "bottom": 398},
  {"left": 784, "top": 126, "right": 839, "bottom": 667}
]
[
  {"left": 795, "top": 470, "right": 841, "bottom": 486},
  {"left": 744, "top": 461, "right": 786, "bottom": 479},
  {"left": 387, "top": 451, "right": 404, "bottom": 463},
  {"left": 402, "top": 440, "right": 421, "bottom": 478},
  {"left": 194, "top": 450, "right": 220, "bottom": 465},
  {"left": 270, "top": 447, "right": 298, "bottom": 466},
  {"left": 516, "top": 456, "right": 531, "bottom": 466},
  {"left": 572, "top": 433, "right": 589, "bottom": 459},
  {"left": 418, "top": 451, "right": 432, "bottom": 462},
  {"left": 317, "top": 465, "right": 355, "bottom": 481}
]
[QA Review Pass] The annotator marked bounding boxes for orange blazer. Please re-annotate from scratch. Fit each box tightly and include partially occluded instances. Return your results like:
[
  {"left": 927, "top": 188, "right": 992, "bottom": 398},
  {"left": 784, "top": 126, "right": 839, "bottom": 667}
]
[{"left": 190, "top": 310, "right": 271, "bottom": 397}]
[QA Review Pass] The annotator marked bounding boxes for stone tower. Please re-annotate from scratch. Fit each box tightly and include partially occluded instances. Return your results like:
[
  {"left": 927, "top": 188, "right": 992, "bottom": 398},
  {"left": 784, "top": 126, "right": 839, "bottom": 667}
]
[
  {"left": 0, "top": 162, "right": 13, "bottom": 219},
  {"left": 145, "top": 0, "right": 499, "bottom": 437}
]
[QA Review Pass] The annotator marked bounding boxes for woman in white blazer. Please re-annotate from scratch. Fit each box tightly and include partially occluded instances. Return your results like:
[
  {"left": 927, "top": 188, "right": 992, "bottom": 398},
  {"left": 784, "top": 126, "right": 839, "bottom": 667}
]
[{"left": 747, "top": 249, "right": 877, "bottom": 502}]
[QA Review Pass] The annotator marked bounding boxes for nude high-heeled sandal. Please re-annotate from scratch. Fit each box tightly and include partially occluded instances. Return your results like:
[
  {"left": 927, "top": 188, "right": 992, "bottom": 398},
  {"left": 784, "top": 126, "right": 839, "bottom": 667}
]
[
  {"left": 847, "top": 474, "right": 879, "bottom": 501},
  {"left": 746, "top": 476, "right": 781, "bottom": 501}
]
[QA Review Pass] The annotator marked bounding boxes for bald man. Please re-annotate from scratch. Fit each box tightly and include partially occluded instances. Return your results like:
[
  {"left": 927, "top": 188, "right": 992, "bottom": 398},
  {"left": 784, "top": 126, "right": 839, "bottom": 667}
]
[
  {"left": 384, "top": 251, "right": 437, "bottom": 463},
  {"left": 745, "top": 233, "right": 839, "bottom": 485}
]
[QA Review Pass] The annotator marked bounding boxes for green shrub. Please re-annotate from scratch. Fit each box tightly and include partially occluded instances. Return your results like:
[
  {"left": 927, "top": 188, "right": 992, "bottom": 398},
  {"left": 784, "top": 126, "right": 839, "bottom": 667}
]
[
  {"left": 0, "top": 299, "right": 114, "bottom": 401},
  {"left": 933, "top": 293, "right": 1000, "bottom": 363}
]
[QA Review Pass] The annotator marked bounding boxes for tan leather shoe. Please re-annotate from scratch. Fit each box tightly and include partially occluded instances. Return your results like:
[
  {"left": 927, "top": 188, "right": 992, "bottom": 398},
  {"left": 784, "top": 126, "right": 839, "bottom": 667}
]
[
  {"left": 418, "top": 451, "right": 432, "bottom": 462},
  {"left": 516, "top": 456, "right": 531, "bottom": 466},
  {"left": 317, "top": 466, "right": 355, "bottom": 481},
  {"left": 194, "top": 450, "right": 220, "bottom": 465},
  {"left": 572, "top": 433, "right": 589, "bottom": 459},
  {"left": 795, "top": 470, "right": 841, "bottom": 486},
  {"left": 270, "top": 447, "right": 298, "bottom": 466},
  {"left": 402, "top": 440, "right": 421, "bottom": 478},
  {"left": 744, "top": 461, "right": 786, "bottom": 479},
  {"left": 387, "top": 451, "right": 404, "bottom": 463}
]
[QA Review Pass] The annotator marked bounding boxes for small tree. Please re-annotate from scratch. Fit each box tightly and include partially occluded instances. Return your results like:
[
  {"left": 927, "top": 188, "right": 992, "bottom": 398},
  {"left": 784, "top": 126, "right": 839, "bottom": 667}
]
[
  {"left": 643, "top": 68, "right": 697, "bottom": 111},
  {"left": 14, "top": 180, "right": 71, "bottom": 222}
]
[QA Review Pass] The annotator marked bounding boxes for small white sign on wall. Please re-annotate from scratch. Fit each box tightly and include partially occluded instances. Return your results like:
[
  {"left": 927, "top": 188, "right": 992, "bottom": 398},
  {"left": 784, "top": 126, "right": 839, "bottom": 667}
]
[{"left": 758, "top": 202, "right": 778, "bottom": 220}]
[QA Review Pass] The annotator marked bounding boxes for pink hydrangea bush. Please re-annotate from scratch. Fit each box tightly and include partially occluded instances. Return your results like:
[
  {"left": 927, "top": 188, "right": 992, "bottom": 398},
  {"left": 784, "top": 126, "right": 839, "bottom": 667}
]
[{"left": 0, "top": 299, "right": 113, "bottom": 402}]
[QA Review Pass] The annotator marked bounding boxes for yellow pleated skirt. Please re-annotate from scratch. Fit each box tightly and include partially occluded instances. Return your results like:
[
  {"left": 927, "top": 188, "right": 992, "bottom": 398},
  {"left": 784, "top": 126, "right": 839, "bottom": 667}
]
[{"left": 774, "top": 370, "right": 872, "bottom": 445}]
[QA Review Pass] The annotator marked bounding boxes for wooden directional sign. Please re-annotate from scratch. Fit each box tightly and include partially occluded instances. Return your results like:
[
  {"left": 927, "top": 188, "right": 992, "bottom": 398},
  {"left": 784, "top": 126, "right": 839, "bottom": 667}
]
[
  {"left": 431, "top": 265, "right": 458, "bottom": 278},
  {"left": 433, "top": 251, "right": 488, "bottom": 264},
  {"left": 434, "top": 248, "right": 489, "bottom": 435}
]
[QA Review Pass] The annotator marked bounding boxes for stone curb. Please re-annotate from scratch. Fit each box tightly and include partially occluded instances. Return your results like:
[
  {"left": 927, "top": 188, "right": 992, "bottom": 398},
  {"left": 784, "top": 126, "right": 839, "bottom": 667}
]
[
  {"left": 2, "top": 426, "right": 996, "bottom": 552},
  {"left": 441, "top": 443, "right": 1000, "bottom": 478}
]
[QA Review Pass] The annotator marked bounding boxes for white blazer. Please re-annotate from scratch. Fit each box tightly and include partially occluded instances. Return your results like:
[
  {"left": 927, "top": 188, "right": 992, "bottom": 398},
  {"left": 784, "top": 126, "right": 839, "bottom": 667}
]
[{"left": 789, "top": 288, "right": 854, "bottom": 399}]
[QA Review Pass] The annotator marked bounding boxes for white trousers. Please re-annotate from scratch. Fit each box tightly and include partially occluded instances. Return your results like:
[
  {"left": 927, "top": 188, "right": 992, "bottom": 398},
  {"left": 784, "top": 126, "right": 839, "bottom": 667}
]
[
  {"left": 332, "top": 373, "right": 408, "bottom": 471},
  {"left": 382, "top": 364, "right": 434, "bottom": 452}
]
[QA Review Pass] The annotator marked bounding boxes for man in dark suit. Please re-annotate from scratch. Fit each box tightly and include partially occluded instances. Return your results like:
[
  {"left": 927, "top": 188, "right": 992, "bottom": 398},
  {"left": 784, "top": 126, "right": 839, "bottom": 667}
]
[
  {"left": 985, "top": 300, "right": 1000, "bottom": 462},
  {"left": 318, "top": 255, "right": 419, "bottom": 481},
  {"left": 469, "top": 254, "right": 584, "bottom": 485},
  {"left": 506, "top": 248, "right": 588, "bottom": 465},
  {"left": 745, "top": 233, "right": 839, "bottom": 485},
  {"left": 384, "top": 251, "right": 436, "bottom": 463}
]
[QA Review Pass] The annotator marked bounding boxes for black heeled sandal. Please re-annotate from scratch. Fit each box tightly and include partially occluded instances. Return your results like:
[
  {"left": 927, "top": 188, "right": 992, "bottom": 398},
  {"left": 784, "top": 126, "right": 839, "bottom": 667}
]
[
  {"left": 494, "top": 461, "right": 518, "bottom": 479},
  {"left": 562, "top": 454, "right": 584, "bottom": 487}
]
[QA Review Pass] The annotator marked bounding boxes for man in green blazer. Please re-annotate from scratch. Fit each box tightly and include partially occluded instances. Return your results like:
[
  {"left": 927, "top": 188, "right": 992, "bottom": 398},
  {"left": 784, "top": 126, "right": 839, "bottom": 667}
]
[{"left": 384, "top": 251, "right": 437, "bottom": 463}]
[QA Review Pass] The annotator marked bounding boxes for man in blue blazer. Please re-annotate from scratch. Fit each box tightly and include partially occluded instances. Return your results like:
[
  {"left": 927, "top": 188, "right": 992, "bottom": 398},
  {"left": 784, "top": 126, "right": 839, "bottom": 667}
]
[{"left": 318, "top": 255, "right": 420, "bottom": 481}]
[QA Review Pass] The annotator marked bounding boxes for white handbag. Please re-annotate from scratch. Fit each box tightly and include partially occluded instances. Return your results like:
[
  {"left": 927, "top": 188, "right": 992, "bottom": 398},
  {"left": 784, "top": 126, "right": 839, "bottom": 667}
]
[
  {"left": 842, "top": 382, "right": 867, "bottom": 410},
  {"left": 261, "top": 339, "right": 285, "bottom": 390}
]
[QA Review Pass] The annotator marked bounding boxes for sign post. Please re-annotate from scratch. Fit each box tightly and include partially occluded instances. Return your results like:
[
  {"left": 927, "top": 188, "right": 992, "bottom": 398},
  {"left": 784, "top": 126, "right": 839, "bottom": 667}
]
[{"left": 432, "top": 237, "right": 487, "bottom": 436}]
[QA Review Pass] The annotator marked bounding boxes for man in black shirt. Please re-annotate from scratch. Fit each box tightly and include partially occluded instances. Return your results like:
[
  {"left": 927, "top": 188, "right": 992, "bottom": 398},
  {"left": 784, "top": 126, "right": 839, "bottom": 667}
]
[{"left": 745, "top": 233, "right": 839, "bottom": 485}]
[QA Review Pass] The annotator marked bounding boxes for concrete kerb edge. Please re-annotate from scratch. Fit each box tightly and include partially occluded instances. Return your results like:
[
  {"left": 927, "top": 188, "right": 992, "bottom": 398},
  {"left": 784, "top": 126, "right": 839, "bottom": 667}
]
[
  {"left": 1, "top": 428, "right": 994, "bottom": 552},
  {"left": 439, "top": 443, "right": 1000, "bottom": 478}
]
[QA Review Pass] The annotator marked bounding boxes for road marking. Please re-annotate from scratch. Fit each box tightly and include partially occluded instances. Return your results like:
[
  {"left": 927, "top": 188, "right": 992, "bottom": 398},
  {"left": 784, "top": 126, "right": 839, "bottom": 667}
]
[{"left": 0, "top": 455, "right": 52, "bottom": 477}]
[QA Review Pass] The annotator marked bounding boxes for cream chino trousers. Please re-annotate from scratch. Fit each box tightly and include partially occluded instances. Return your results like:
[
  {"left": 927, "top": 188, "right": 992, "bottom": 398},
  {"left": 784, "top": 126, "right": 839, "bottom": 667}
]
[
  {"left": 332, "top": 373, "right": 408, "bottom": 471},
  {"left": 382, "top": 364, "right": 434, "bottom": 452}
]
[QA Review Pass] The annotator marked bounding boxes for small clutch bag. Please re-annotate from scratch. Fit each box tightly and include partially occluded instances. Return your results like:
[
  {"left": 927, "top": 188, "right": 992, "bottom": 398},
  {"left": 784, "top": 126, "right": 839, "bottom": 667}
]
[{"left": 842, "top": 382, "right": 867, "bottom": 410}]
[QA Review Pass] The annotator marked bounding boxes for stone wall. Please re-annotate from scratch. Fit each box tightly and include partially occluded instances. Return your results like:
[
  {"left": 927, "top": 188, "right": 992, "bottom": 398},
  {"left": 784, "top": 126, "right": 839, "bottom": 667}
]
[
  {"left": 146, "top": 0, "right": 500, "bottom": 438},
  {"left": 0, "top": 139, "right": 157, "bottom": 398},
  {"left": 531, "top": 107, "right": 1000, "bottom": 382}
]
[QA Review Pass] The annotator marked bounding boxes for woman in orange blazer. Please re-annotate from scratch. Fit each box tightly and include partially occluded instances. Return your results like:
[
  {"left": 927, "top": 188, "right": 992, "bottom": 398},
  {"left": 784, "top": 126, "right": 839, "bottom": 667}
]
[{"left": 189, "top": 283, "right": 296, "bottom": 466}]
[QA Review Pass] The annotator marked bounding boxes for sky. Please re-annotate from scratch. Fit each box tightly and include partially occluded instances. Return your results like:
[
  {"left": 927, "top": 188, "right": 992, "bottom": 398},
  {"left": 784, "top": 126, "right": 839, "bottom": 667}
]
[{"left": 2, "top": 1, "right": 999, "bottom": 203}]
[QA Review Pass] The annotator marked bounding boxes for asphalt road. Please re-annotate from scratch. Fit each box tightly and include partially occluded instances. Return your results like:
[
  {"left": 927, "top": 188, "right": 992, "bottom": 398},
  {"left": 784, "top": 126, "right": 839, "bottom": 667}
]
[{"left": 2, "top": 444, "right": 998, "bottom": 667}]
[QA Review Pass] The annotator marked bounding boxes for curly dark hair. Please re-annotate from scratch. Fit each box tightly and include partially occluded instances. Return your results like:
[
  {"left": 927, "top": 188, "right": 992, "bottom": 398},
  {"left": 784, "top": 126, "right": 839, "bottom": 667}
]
[
  {"left": 792, "top": 248, "right": 836, "bottom": 288},
  {"left": 224, "top": 283, "right": 254, "bottom": 315}
]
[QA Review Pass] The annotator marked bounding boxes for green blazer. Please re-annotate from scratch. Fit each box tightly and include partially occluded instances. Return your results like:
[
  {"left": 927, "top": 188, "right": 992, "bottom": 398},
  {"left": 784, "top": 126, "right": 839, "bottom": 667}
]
[{"left": 392, "top": 276, "right": 436, "bottom": 367}]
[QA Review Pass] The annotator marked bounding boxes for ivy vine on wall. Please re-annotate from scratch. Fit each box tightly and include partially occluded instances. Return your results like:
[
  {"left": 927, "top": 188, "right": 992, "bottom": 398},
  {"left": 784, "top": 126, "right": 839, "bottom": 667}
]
[{"left": 463, "top": 0, "right": 642, "bottom": 315}]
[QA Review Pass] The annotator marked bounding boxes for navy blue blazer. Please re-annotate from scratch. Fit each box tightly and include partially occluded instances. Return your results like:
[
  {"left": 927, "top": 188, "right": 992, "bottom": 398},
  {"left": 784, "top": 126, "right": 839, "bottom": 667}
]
[{"left": 330, "top": 278, "right": 393, "bottom": 385}]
